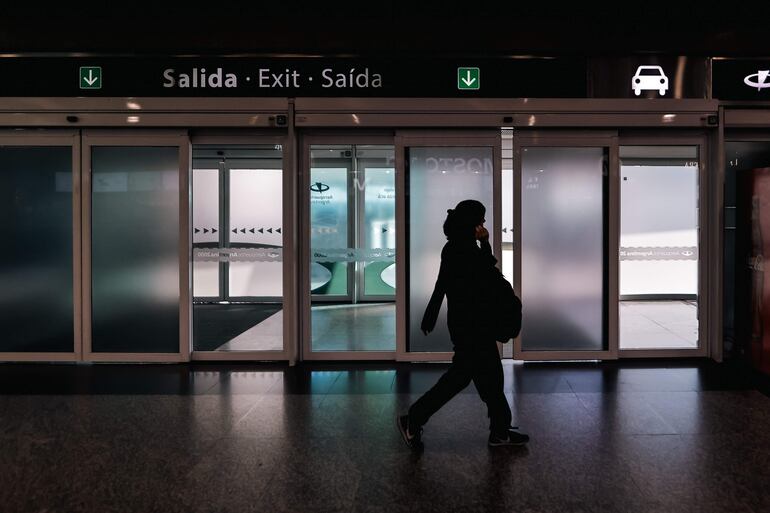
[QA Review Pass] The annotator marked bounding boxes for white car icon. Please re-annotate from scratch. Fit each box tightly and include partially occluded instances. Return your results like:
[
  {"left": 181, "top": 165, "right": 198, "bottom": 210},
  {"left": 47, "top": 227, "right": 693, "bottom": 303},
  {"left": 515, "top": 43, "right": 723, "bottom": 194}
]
[{"left": 632, "top": 65, "right": 669, "bottom": 96}]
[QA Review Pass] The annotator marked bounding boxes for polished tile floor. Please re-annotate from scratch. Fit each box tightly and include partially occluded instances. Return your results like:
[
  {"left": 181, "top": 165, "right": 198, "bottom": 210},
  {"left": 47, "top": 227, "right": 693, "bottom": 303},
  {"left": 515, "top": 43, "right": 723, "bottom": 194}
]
[
  {"left": 311, "top": 303, "right": 396, "bottom": 352},
  {"left": 1, "top": 360, "right": 769, "bottom": 513},
  {"left": 620, "top": 300, "right": 698, "bottom": 350}
]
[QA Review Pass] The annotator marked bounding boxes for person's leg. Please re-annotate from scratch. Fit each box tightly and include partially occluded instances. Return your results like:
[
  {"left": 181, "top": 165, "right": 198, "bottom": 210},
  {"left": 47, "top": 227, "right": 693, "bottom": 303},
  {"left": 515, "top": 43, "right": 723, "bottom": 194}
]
[
  {"left": 471, "top": 344, "right": 512, "bottom": 437},
  {"left": 407, "top": 351, "right": 474, "bottom": 431}
]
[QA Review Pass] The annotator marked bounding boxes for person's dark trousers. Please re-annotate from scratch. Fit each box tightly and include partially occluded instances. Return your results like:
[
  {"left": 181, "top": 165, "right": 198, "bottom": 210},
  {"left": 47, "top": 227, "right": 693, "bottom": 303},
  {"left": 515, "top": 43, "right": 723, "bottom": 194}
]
[{"left": 407, "top": 341, "right": 512, "bottom": 436}]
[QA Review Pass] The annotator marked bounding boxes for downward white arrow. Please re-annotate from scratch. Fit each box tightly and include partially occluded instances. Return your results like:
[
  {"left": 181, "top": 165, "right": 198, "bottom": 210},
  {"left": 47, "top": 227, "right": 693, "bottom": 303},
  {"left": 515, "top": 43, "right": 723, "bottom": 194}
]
[
  {"left": 461, "top": 70, "right": 476, "bottom": 87},
  {"left": 84, "top": 70, "right": 98, "bottom": 86}
]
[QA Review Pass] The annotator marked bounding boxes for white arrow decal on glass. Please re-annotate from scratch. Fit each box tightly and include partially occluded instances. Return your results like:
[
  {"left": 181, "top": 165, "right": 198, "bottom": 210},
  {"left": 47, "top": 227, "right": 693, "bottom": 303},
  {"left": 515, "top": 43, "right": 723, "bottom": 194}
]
[
  {"left": 461, "top": 70, "right": 476, "bottom": 87},
  {"left": 84, "top": 70, "right": 98, "bottom": 86}
]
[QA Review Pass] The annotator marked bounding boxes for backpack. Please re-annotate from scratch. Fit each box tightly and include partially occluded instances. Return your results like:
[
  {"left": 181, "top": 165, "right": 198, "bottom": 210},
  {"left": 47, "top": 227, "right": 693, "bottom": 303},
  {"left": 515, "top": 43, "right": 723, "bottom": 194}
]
[{"left": 493, "top": 273, "right": 522, "bottom": 343}]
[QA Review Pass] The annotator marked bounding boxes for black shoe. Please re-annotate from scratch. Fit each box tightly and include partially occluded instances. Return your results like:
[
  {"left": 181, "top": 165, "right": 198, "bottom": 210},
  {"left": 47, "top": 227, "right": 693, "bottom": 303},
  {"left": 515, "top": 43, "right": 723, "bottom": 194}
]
[
  {"left": 488, "top": 428, "right": 529, "bottom": 447},
  {"left": 396, "top": 414, "right": 423, "bottom": 450}
]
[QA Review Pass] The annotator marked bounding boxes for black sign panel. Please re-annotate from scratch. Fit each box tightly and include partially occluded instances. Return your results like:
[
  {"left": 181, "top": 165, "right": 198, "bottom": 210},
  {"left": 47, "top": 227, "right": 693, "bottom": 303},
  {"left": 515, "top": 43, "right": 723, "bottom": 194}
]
[
  {"left": 0, "top": 57, "right": 589, "bottom": 98},
  {"left": 713, "top": 59, "right": 770, "bottom": 101},
  {"left": 588, "top": 56, "right": 710, "bottom": 99}
]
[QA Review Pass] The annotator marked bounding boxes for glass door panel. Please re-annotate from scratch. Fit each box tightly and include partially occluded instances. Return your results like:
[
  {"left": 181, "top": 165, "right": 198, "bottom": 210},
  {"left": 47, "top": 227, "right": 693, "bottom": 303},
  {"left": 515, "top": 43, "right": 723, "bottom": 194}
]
[
  {"left": 518, "top": 145, "right": 608, "bottom": 354},
  {"left": 406, "top": 146, "right": 496, "bottom": 354},
  {"left": 89, "top": 144, "right": 182, "bottom": 355},
  {"left": 192, "top": 145, "right": 284, "bottom": 353},
  {"left": 192, "top": 166, "right": 221, "bottom": 300},
  {"left": 308, "top": 144, "right": 396, "bottom": 353},
  {"left": 0, "top": 141, "right": 76, "bottom": 355},
  {"left": 619, "top": 146, "right": 699, "bottom": 350},
  {"left": 359, "top": 154, "right": 396, "bottom": 299}
]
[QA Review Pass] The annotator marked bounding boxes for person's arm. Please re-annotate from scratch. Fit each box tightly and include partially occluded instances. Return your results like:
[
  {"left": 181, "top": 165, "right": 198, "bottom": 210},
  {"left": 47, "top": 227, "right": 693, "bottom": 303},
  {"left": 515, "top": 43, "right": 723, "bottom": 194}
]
[
  {"left": 478, "top": 229, "right": 498, "bottom": 267},
  {"left": 480, "top": 239, "right": 497, "bottom": 264},
  {"left": 421, "top": 249, "right": 450, "bottom": 334}
]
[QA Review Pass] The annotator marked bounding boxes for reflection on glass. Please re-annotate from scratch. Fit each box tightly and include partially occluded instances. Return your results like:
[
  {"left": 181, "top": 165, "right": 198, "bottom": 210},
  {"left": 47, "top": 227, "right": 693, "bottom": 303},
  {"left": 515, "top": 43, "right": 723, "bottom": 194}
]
[
  {"left": 0, "top": 146, "right": 73, "bottom": 352},
  {"left": 724, "top": 142, "right": 770, "bottom": 362},
  {"left": 192, "top": 145, "right": 284, "bottom": 352},
  {"left": 620, "top": 146, "right": 699, "bottom": 350},
  {"left": 521, "top": 147, "right": 605, "bottom": 352},
  {"left": 310, "top": 145, "right": 396, "bottom": 352},
  {"left": 91, "top": 147, "right": 179, "bottom": 353},
  {"left": 408, "top": 146, "right": 495, "bottom": 353}
]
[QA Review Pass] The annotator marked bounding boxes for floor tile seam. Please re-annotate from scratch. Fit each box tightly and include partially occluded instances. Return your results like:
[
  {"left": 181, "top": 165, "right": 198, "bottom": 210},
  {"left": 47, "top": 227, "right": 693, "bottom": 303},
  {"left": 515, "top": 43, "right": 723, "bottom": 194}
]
[
  {"left": 317, "top": 373, "right": 345, "bottom": 408},
  {"left": 263, "top": 372, "right": 292, "bottom": 395},
  {"left": 632, "top": 391, "right": 697, "bottom": 435},
  {"left": 231, "top": 394, "right": 274, "bottom": 429}
]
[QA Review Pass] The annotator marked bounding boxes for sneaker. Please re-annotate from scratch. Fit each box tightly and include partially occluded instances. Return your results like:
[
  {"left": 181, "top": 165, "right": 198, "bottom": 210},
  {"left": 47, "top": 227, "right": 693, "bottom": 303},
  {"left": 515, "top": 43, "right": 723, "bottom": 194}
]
[
  {"left": 488, "top": 428, "right": 529, "bottom": 447},
  {"left": 396, "top": 414, "right": 423, "bottom": 450}
]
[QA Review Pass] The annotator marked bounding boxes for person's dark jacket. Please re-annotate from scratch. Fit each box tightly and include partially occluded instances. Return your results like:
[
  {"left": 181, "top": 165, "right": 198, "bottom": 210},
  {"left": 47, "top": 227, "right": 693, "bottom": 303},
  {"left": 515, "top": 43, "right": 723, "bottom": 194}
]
[{"left": 420, "top": 237, "right": 501, "bottom": 348}]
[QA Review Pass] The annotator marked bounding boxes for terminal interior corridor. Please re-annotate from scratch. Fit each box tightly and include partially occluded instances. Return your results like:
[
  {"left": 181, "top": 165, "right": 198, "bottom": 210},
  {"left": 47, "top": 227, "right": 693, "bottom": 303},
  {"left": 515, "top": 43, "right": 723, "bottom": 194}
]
[{"left": 1, "top": 360, "right": 768, "bottom": 513}]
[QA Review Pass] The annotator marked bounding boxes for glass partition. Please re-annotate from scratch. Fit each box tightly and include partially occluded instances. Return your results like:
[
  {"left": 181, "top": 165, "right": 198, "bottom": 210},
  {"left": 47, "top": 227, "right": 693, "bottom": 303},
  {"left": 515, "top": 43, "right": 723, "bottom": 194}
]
[
  {"left": 0, "top": 146, "right": 74, "bottom": 353},
  {"left": 91, "top": 146, "right": 180, "bottom": 353},
  {"left": 520, "top": 146, "right": 606, "bottom": 352},
  {"left": 407, "top": 146, "right": 495, "bottom": 353}
]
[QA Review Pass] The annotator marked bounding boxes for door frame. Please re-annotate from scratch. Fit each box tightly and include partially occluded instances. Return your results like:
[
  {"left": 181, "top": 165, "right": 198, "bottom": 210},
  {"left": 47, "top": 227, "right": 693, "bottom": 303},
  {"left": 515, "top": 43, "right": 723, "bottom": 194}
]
[
  {"left": 512, "top": 130, "right": 620, "bottom": 361},
  {"left": 82, "top": 130, "right": 191, "bottom": 362},
  {"left": 395, "top": 130, "right": 503, "bottom": 362},
  {"left": 190, "top": 132, "right": 294, "bottom": 361},
  {"left": 616, "top": 132, "right": 710, "bottom": 358},
  {"left": 299, "top": 132, "right": 397, "bottom": 360},
  {"left": 0, "top": 130, "right": 82, "bottom": 362}
]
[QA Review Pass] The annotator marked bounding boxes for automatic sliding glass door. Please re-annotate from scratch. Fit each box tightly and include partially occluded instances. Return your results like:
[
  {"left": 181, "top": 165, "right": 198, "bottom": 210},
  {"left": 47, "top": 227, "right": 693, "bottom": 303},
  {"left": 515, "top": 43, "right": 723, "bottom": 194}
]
[
  {"left": 619, "top": 146, "right": 700, "bottom": 352},
  {"left": 513, "top": 134, "right": 616, "bottom": 360},
  {"left": 192, "top": 144, "right": 285, "bottom": 354},
  {"left": 397, "top": 132, "right": 501, "bottom": 361},
  {"left": 306, "top": 143, "right": 396, "bottom": 355},
  {"left": 0, "top": 133, "right": 80, "bottom": 360},
  {"left": 83, "top": 132, "right": 189, "bottom": 361}
]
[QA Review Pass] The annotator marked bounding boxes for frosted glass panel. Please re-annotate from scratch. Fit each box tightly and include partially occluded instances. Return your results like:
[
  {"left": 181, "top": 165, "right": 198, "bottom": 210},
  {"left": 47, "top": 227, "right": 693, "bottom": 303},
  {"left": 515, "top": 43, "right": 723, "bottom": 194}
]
[
  {"left": 408, "top": 147, "right": 494, "bottom": 353},
  {"left": 91, "top": 146, "right": 180, "bottom": 353},
  {"left": 521, "top": 147, "right": 605, "bottom": 352},
  {"left": 0, "top": 146, "right": 73, "bottom": 352},
  {"left": 229, "top": 168, "right": 283, "bottom": 297},
  {"left": 363, "top": 166, "right": 396, "bottom": 296}
]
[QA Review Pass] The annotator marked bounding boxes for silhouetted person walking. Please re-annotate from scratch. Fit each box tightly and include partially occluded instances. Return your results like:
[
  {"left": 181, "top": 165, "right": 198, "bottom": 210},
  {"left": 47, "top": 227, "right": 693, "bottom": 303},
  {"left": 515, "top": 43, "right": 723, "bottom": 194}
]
[{"left": 397, "top": 200, "right": 529, "bottom": 449}]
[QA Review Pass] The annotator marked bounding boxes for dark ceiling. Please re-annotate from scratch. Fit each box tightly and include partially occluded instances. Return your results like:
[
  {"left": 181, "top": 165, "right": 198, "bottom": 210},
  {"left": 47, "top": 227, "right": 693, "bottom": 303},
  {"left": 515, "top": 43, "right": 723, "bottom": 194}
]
[{"left": 1, "top": 3, "right": 769, "bottom": 57}]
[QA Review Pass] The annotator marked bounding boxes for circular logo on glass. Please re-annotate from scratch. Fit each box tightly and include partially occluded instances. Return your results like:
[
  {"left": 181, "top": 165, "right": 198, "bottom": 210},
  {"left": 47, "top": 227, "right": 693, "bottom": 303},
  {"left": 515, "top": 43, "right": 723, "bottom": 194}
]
[{"left": 310, "top": 182, "right": 330, "bottom": 193}]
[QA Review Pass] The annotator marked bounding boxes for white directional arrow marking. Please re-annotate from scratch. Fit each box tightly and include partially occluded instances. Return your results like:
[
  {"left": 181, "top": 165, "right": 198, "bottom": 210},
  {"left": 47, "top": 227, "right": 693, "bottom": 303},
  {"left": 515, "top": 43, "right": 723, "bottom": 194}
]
[
  {"left": 84, "top": 70, "right": 98, "bottom": 86},
  {"left": 461, "top": 70, "right": 476, "bottom": 87}
]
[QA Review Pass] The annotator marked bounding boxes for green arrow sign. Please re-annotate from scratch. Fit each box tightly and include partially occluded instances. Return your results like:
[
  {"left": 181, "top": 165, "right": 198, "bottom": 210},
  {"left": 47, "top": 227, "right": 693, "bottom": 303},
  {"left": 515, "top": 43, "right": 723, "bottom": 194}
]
[
  {"left": 79, "top": 66, "right": 102, "bottom": 89},
  {"left": 457, "top": 67, "right": 480, "bottom": 90}
]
